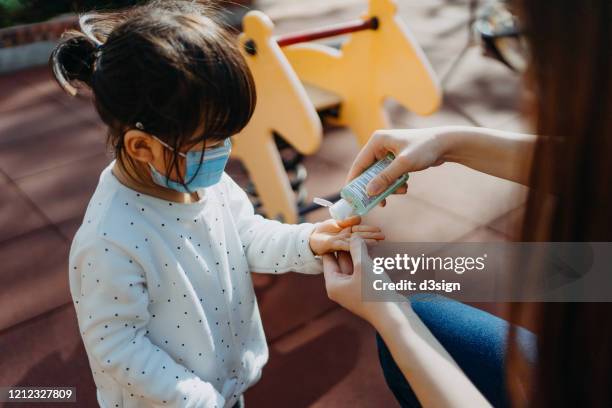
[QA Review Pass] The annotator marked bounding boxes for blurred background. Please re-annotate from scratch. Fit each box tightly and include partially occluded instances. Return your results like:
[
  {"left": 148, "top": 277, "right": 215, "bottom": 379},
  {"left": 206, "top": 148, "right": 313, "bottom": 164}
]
[{"left": 0, "top": 0, "right": 528, "bottom": 406}]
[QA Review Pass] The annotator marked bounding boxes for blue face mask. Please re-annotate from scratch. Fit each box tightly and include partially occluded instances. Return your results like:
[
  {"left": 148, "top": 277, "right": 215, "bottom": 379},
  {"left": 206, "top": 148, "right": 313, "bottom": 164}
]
[{"left": 148, "top": 137, "right": 232, "bottom": 193}]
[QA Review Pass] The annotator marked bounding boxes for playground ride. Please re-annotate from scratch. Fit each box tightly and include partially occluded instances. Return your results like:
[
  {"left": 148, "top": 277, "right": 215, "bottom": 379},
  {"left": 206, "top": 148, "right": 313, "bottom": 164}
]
[{"left": 232, "top": 0, "right": 441, "bottom": 223}]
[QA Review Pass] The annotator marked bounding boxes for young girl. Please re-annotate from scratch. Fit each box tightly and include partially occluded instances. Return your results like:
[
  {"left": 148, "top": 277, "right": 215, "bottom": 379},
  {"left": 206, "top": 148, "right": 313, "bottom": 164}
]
[{"left": 53, "top": 2, "right": 383, "bottom": 408}]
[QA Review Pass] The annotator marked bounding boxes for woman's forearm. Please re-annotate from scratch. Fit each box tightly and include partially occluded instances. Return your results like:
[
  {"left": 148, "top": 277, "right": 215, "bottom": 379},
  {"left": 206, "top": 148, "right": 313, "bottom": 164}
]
[
  {"left": 370, "top": 302, "right": 492, "bottom": 408},
  {"left": 439, "top": 126, "right": 536, "bottom": 185}
]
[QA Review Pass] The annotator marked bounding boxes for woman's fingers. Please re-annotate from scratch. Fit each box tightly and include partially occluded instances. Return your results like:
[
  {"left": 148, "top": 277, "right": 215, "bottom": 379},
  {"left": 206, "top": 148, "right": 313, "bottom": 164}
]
[
  {"left": 322, "top": 254, "right": 340, "bottom": 274},
  {"left": 346, "top": 144, "right": 382, "bottom": 182},
  {"left": 376, "top": 183, "right": 407, "bottom": 207},
  {"left": 351, "top": 225, "right": 382, "bottom": 233},
  {"left": 366, "top": 156, "right": 411, "bottom": 196},
  {"left": 349, "top": 236, "right": 366, "bottom": 273},
  {"left": 346, "top": 131, "right": 400, "bottom": 182},
  {"left": 337, "top": 251, "right": 354, "bottom": 275},
  {"left": 353, "top": 231, "right": 385, "bottom": 240},
  {"left": 348, "top": 131, "right": 412, "bottom": 196},
  {"left": 393, "top": 183, "right": 408, "bottom": 194},
  {"left": 377, "top": 183, "right": 407, "bottom": 207},
  {"left": 335, "top": 231, "right": 351, "bottom": 241},
  {"left": 322, "top": 254, "right": 345, "bottom": 296},
  {"left": 379, "top": 182, "right": 407, "bottom": 206},
  {"left": 332, "top": 240, "right": 351, "bottom": 252}
]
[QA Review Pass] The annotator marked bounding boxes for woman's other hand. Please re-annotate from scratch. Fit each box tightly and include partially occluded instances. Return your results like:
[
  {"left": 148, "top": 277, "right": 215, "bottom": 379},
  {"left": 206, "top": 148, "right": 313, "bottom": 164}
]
[
  {"left": 322, "top": 236, "right": 396, "bottom": 323},
  {"left": 323, "top": 238, "right": 492, "bottom": 408}
]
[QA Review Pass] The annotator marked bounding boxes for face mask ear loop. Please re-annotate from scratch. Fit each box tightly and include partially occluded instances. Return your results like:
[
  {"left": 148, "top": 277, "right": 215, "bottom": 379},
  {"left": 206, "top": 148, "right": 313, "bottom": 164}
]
[
  {"left": 149, "top": 134, "right": 187, "bottom": 158},
  {"left": 145, "top": 134, "right": 189, "bottom": 191}
]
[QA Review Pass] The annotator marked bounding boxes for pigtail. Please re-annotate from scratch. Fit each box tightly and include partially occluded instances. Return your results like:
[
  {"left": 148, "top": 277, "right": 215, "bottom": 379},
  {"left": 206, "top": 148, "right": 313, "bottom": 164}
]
[
  {"left": 50, "top": 30, "right": 98, "bottom": 96},
  {"left": 49, "top": 12, "right": 124, "bottom": 96}
]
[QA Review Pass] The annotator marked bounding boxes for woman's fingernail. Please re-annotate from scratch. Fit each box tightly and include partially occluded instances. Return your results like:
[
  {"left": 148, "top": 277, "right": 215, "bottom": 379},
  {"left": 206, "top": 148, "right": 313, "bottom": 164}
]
[{"left": 367, "top": 181, "right": 383, "bottom": 196}]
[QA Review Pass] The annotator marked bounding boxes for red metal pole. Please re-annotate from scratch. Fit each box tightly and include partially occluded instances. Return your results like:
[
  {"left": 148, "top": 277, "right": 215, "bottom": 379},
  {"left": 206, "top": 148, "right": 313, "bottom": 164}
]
[{"left": 276, "top": 17, "right": 379, "bottom": 47}]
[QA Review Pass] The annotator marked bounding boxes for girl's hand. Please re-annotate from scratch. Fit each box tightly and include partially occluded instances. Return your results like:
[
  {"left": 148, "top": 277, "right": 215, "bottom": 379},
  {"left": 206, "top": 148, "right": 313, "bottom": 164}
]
[
  {"left": 347, "top": 128, "right": 451, "bottom": 206},
  {"left": 309, "top": 216, "right": 385, "bottom": 255}
]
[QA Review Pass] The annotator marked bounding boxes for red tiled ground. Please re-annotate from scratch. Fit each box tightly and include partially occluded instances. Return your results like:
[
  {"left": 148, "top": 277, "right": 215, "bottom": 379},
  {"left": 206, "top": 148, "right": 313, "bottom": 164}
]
[{"left": 0, "top": 1, "right": 530, "bottom": 406}]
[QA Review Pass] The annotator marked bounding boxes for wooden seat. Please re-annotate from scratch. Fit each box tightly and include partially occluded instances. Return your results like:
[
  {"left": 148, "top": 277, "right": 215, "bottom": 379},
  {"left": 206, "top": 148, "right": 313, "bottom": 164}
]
[{"left": 303, "top": 82, "right": 342, "bottom": 111}]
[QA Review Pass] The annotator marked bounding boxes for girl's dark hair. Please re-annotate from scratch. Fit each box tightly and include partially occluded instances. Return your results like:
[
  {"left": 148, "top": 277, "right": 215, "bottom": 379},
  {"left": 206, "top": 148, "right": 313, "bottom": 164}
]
[
  {"left": 50, "top": 0, "right": 256, "bottom": 190},
  {"left": 507, "top": 0, "right": 612, "bottom": 407}
]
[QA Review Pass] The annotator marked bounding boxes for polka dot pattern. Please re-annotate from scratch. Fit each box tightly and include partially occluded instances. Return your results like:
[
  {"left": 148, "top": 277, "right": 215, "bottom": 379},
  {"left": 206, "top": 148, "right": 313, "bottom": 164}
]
[{"left": 68, "top": 165, "right": 323, "bottom": 408}]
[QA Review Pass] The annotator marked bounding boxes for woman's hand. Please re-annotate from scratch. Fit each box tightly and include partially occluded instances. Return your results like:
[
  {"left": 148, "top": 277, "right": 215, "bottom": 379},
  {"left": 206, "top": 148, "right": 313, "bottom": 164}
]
[
  {"left": 349, "top": 126, "right": 537, "bottom": 194},
  {"left": 323, "top": 237, "right": 492, "bottom": 408},
  {"left": 322, "top": 236, "right": 397, "bottom": 323},
  {"left": 309, "top": 216, "right": 385, "bottom": 255},
  {"left": 347, "top": 128, "right": 450, "bottom": 199}
]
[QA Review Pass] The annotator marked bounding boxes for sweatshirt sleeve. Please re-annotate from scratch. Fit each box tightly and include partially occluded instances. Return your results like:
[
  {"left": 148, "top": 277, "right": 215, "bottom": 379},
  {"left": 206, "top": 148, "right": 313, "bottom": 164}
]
[
  {"left": 70, "top": 240, "right": 226, "bottom": 408},
  {"left": 222, "top": 174, "right": 323, "bottom": 275}
]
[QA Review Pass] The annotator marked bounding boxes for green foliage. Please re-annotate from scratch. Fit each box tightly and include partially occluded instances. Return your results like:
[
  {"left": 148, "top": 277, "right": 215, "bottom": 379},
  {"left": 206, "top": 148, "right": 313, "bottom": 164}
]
[
  {"left": 0, "top": 0, "right": 21, "bottom": 27},
  {"left": 0, "top": 0, "right": 146, "bottom": 28},
  {"left": 0, "top": 0, "right": 22, "bottom": 11}
]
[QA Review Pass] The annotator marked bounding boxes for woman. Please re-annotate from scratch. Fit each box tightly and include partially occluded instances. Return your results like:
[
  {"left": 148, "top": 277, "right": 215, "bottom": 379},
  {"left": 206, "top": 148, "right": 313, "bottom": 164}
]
[{"left": 323, "top": 0, "right": 611, "bottom": 407}]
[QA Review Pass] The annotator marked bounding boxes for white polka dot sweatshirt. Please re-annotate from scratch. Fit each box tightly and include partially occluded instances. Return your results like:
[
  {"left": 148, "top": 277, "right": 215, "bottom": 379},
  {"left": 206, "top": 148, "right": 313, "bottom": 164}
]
[{"left": 68, "top": 161, "right": 323, "bottom": 408}]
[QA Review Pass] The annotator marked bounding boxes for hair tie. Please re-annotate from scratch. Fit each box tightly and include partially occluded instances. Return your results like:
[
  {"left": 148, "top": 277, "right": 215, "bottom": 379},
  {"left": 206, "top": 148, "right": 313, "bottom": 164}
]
[{"left": 92, "top": 43, "right": 103, "bottom": 72}]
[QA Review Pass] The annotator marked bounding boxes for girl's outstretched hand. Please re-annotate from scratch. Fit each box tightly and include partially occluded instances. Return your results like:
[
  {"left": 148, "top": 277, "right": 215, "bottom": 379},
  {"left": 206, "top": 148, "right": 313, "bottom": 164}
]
[{"left": 309, "top": 216, "right": 385, "bottom": 255}]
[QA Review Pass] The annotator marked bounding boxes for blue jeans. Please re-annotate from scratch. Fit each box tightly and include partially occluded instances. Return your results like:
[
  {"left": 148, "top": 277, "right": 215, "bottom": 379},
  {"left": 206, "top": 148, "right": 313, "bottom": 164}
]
[{"left": 376, "top": 295, "right": 536, "bottom": 408}]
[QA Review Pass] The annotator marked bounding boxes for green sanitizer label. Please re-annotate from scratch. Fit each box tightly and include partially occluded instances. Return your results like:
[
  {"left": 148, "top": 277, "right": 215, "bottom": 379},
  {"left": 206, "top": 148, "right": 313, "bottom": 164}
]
[{"left": 342, "top": 154, "right": 405, "bottom": 209}]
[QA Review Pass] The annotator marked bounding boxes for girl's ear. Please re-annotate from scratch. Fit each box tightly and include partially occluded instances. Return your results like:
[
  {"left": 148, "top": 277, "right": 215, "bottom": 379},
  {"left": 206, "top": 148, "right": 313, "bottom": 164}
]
[{"left": 123, "top": 129, "right": 158, "bottom": 163}]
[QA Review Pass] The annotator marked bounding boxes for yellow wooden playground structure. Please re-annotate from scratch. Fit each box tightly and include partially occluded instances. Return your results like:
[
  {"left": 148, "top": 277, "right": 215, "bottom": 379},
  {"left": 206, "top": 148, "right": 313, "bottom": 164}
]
[{"left": 231, "top": 0, "right": 442, "bottom": 223}]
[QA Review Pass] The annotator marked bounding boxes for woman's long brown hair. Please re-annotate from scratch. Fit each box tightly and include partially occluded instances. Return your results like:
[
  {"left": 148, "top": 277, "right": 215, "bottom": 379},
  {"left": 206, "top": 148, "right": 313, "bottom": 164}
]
[{"left": 508, "top": 0, "right": 611, "bottom": 406}]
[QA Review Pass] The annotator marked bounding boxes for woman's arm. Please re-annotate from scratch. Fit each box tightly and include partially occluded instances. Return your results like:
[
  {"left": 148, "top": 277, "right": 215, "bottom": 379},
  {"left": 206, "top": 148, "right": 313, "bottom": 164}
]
[
  {"left": 372, "top": 302, "right": 492, "bottom": 408},
  {"left": 347, "top": 126, "right": 536, "bottom": 196},
  {"left": 442, "top": 126, "right": 536, "bottom": 185},
  {"left": 322, "top": 238, "right": 492, "bottom": 408}
]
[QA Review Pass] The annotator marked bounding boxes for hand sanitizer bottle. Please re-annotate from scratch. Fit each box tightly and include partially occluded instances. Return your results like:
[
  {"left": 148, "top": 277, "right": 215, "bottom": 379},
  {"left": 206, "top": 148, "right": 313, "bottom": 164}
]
[{"left": 315, "top": 153, "right": 409, "bottom": 220}]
